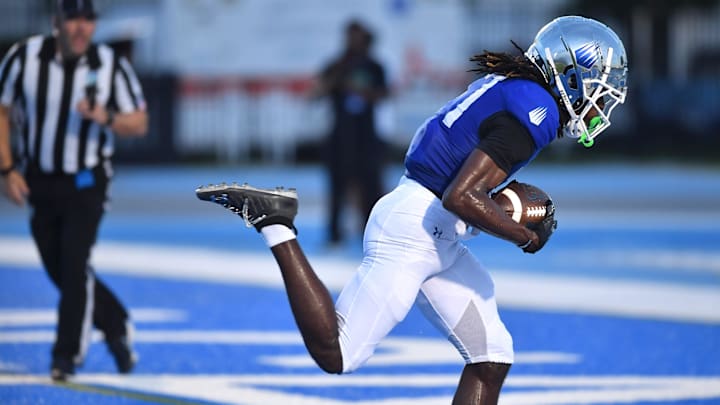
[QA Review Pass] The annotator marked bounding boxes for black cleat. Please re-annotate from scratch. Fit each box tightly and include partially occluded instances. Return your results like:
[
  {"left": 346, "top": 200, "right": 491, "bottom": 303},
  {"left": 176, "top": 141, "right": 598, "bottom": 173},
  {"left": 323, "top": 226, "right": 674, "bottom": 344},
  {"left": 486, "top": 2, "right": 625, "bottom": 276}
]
[
  {"left": 50, "top": 357, "right": 75, "bottom": 382},
  {"left": 108, "top": 337, "right": 138, "bottom": 374},
  {"left": 196, "top": 183, "right": 298, "bottom": 232}
]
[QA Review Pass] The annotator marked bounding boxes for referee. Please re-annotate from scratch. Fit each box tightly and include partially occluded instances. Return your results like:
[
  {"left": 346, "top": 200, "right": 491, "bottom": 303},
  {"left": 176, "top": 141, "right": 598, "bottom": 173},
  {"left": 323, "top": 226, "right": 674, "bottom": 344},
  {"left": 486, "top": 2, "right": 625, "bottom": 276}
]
[{"left": 0, "top": 0, "right": 147, "bottom": 381}]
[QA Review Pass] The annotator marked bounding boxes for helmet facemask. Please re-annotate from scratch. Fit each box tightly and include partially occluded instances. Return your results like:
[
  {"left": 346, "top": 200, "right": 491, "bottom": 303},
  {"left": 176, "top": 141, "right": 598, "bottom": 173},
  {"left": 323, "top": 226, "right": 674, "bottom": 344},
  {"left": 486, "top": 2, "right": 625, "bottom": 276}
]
[{"left": 545, "top": 46, "right": 627, "bottom": 147}]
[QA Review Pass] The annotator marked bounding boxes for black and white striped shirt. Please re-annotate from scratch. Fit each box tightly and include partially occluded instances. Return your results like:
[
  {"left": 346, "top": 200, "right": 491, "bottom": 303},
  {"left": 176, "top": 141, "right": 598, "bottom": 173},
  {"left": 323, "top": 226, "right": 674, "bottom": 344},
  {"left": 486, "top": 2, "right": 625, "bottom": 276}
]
[{"left": 0, "top": 35, "right": 146, "bottom": 176}]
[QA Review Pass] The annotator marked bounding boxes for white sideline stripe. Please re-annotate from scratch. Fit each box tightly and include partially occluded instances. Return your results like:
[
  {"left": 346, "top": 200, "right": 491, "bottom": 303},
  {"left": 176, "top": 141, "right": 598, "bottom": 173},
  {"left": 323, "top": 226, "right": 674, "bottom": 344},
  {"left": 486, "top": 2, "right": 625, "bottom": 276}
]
[
  {"left": 0, "top": 361, "right": 25, "bottom": 372},
  {"left": 1, "top": 374, "right": 719, "bottom": 404},
  {"left": 0, "top": 308, "right": 186, "bottom": 327},
  {"left": 0, "top": 330, "right": 299, "bottom": 344},
  {"left": 559, "top": 210, "right": 720, "bottom": 230},
  {"left": 0, "top": 329, "right": 578, "bottom": 366},
  {"left": 0, "top": 236, "right": 718, "bottom": 324},
  {"left": 6, "top": 373, "right": 719, "bottom": 387},
  {"left": 119, "top": 330, "right": 303, "bottom": 344},
  {"left": 493, "top": 270, "right": 720, "bottom": 324},
  {"left": 563, "top": 249, "right": 720, "bottom": 275}
]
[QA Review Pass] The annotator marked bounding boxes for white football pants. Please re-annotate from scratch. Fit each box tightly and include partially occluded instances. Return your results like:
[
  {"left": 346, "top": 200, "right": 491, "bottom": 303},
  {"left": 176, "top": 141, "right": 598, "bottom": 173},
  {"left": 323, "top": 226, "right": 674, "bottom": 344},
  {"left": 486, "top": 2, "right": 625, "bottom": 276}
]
[{"left": 335, "top": 176, "right": 514, "bottom": 373}]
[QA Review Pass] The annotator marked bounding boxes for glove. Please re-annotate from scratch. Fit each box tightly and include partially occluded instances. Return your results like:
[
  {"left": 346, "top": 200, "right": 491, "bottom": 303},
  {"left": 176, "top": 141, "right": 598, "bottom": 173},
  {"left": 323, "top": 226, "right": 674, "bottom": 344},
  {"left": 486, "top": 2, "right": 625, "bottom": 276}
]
[{"left": 522, "top": 200, "right": 557, "bottom": 254}]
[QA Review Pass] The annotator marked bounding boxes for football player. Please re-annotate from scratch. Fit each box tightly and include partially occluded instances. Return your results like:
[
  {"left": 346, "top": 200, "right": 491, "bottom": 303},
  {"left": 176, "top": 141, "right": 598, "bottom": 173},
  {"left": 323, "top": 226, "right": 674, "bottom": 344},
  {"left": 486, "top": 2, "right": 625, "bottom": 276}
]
[{"left": 197, "top": 16, "right": 628, "bottom": 404}]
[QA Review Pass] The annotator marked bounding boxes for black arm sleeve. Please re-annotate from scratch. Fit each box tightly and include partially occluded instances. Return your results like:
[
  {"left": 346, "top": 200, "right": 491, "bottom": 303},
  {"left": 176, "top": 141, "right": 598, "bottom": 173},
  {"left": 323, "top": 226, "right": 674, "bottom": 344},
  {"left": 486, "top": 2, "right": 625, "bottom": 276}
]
[{"left": 476, "top": 112, "right": 536, "bottom": 174}]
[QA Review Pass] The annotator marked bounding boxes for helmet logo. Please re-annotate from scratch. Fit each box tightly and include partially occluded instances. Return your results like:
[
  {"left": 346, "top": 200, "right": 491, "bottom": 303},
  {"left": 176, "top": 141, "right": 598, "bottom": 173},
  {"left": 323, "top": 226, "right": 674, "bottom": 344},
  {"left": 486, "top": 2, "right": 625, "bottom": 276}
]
[
  {"left": 575, "top": 42, "right": 599, "bottom": 69},
  {"left": 528, "top": 106, "right": 548, "bottom": 126}
]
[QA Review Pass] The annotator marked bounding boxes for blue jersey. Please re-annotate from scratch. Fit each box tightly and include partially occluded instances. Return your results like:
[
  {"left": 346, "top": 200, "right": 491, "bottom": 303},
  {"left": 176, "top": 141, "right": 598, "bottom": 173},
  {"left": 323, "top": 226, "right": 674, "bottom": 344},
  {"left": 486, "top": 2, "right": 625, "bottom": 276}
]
[{"left": 404, "top": 74, "right": 559, "bottom": 196}]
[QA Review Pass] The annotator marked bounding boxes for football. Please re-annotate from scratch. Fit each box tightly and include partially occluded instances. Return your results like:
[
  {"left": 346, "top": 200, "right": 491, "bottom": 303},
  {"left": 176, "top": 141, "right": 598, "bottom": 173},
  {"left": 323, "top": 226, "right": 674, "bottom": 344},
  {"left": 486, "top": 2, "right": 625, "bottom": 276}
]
[{"left": 491, "top": 180, "right": 554, "bottom": 226}]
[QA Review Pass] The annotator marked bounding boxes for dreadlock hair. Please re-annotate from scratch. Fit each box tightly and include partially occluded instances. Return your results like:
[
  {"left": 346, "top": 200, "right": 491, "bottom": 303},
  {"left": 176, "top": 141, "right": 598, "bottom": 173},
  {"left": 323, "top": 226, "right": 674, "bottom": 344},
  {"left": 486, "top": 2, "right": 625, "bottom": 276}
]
[{"left": 469, "top": 40, "right": 569, "bottom": 133}]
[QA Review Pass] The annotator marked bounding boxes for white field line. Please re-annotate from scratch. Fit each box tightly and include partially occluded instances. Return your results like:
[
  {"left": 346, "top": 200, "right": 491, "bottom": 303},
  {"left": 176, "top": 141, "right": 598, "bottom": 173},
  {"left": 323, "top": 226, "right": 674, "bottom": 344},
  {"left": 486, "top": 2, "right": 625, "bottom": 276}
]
[
  {"left": 1, "top": 373, "right": 720, "bottom": 405},
  {"left": 1, "top": 236, "right": 718, "bottom": 324},
  {"left": 0, "top": 328, "right": 579, "bottom": 367},
  {"left": 0, "top": 308, "right": 186, "bottom": 327}
]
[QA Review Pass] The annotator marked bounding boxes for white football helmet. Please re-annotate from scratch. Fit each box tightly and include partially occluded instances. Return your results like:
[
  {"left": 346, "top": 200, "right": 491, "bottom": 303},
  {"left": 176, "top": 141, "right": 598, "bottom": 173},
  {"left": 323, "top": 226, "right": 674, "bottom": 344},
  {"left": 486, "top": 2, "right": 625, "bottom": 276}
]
[{"left": 526, "top": 16, "right": 628, "bottom": 147}]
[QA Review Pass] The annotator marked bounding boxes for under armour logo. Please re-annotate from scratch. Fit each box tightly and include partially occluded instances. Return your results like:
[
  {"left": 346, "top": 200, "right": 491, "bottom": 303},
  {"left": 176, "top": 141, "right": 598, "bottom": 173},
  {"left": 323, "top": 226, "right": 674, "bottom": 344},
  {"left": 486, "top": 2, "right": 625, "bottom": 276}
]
[
  {"left": 529, "top": 106, "right": 547, "bottom": 126},
  {"left": 433, "top": 227, "right": 443, "bottom": 238}
]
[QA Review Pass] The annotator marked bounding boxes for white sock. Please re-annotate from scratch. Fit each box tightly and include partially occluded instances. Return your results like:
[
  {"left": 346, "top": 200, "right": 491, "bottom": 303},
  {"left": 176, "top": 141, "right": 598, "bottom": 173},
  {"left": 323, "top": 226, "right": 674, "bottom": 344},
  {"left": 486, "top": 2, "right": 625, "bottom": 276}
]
[{"left": 260, "top": 224, "right": 296, "bottom": 248}]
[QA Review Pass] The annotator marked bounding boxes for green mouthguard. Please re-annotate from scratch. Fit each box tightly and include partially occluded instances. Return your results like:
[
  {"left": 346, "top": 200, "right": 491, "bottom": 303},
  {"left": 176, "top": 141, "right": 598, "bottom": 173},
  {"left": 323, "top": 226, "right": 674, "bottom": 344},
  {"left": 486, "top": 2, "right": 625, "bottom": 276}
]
[{"left": 577, "top": 116, "right": 603, "bottom": 148}]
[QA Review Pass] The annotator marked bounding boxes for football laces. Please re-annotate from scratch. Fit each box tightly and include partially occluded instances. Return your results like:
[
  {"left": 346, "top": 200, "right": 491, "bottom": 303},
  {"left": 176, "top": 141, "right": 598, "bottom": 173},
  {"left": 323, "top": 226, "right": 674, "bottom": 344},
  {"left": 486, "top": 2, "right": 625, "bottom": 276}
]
[{"left": 525, "top": 206, "right": 547, "bottom": 218}]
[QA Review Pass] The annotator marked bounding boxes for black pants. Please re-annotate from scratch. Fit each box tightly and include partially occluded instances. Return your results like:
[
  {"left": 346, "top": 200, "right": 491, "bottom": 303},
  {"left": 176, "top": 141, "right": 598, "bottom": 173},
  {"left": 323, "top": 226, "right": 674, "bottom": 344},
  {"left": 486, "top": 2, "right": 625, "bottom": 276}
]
[
  {"left": 325, "top": 118, "right": 385, "bottom": 243},
  {"left": 27, "top": 168, "right": 129, "bottom": 363}
]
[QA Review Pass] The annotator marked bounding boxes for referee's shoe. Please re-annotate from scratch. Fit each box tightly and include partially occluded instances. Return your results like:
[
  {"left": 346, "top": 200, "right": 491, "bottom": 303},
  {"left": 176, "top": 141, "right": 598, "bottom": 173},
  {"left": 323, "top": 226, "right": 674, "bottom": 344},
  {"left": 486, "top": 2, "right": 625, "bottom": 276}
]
[
  {"left": 196, "top": 183, "right": 298, "bottom": 232},
  {"left": 108, "top": 336, "right": 138, "bottom": 374},
  {"left": 50, "top": 357, "right": 75, "bottom": 382}
]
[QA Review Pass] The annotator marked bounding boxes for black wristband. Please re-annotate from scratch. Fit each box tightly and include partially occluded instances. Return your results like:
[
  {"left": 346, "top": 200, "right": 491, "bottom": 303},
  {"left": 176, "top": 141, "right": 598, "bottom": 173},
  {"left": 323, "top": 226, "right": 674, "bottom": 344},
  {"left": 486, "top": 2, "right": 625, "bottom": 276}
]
[{"left": 0, "top": 162, "right": 15, "bottom": 177}]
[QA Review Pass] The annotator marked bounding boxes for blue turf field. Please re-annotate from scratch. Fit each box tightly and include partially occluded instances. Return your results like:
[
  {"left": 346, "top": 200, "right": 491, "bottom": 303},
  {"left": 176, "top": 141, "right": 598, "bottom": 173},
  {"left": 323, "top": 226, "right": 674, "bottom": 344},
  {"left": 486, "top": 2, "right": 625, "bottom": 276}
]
[{"left": 1, "top": 163, "right": 719, "bottom": 404}]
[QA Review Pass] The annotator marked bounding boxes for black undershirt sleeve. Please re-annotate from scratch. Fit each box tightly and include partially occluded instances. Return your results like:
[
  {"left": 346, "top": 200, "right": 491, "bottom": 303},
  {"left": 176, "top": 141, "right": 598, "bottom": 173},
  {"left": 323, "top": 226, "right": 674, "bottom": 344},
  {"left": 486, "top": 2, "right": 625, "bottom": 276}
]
[{"left": 476, "top": 111, "right": 536, "bottom": 174}]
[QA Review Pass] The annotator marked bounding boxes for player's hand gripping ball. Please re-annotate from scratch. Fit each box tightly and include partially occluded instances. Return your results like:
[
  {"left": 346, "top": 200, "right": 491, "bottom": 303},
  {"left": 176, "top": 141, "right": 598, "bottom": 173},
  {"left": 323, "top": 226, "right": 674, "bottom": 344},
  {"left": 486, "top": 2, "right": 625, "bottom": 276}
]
[{"left": 492, "top": 180, "right": 558, "bottom": 252}]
